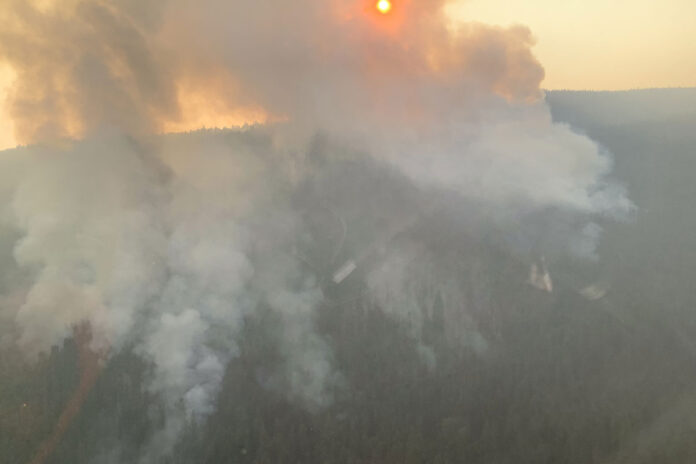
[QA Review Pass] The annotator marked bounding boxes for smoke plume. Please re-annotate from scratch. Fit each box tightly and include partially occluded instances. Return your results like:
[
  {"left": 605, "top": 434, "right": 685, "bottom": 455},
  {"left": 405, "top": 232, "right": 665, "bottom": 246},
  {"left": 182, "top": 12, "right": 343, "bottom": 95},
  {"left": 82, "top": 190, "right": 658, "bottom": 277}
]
[{"left": 0, "top": 0, "right": 633, "bottom": 460}]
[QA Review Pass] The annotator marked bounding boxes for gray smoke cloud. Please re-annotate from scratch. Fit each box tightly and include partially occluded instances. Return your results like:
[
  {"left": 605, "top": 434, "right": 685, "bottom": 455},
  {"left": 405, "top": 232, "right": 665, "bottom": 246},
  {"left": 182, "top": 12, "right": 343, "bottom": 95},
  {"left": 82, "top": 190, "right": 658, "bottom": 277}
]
[
  {"left": 0, "top": 0, "right": 633, "bottom": 460},
  {"left": 0, "top": 132, "right": 343, "bottom": 461}
]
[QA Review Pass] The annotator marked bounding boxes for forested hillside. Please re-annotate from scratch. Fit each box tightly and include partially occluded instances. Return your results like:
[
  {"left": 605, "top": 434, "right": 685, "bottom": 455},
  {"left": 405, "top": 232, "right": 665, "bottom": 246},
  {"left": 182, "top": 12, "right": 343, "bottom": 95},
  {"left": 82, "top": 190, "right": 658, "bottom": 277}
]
[{"left": 2, "top": 89, "right": 696, "bottom": 463}]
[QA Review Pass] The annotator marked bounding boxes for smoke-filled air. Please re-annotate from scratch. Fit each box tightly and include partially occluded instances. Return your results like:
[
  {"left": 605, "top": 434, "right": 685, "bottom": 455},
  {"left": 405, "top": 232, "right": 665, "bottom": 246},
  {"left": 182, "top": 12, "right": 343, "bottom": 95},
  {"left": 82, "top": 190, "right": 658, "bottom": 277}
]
[{"left": 8, "top": 0, "right": 683, "bottom": 463}]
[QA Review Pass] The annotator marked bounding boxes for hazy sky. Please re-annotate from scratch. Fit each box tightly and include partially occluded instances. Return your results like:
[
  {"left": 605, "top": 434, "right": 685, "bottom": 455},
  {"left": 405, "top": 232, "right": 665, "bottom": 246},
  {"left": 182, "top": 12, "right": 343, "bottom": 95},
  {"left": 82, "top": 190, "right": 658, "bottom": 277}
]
[
  {"left": 0, "top": 0, "right": 694, "bottom": 150},
  {"left": 0, "top": 65, "right": 14, "bottom": 150},
  {"left": 447, "top": 0, "right": 696, "bottom": 90}
]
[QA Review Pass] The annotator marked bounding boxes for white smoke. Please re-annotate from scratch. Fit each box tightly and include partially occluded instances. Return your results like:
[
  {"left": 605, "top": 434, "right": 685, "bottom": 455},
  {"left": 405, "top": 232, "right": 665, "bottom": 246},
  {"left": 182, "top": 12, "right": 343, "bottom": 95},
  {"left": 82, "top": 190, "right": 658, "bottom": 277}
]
[
  {"left": 0, "top": 0, "right": 634, "bottom": 460},
  {"left": 0, "top": 133, "right": 341, "bottom": 460}
]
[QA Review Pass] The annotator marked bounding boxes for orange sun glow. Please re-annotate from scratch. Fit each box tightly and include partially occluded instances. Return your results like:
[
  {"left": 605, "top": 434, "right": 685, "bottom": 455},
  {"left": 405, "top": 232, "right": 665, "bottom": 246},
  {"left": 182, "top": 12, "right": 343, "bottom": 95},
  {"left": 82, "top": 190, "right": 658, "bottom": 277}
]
[{"left": 376, "top": 0, "right": 392, "bottom": 14}]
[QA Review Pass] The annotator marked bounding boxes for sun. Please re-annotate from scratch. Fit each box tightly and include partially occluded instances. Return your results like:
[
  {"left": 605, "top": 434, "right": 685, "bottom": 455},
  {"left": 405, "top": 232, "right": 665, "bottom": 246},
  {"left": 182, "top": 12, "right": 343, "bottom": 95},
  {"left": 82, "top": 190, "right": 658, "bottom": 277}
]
[{"left": 376, "top": 0, "right": 392, "bottom": 14}]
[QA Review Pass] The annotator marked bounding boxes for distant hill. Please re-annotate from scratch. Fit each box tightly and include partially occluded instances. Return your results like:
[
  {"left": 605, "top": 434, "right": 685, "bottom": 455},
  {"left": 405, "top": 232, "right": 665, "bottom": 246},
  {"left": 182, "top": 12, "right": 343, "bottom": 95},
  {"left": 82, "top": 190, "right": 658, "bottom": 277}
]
[
  {"left": 548, "top": 88, "right": 696, "bottom": 315},
  {"left": 547, "top": 88, "right": 696, "bottom": 127}
]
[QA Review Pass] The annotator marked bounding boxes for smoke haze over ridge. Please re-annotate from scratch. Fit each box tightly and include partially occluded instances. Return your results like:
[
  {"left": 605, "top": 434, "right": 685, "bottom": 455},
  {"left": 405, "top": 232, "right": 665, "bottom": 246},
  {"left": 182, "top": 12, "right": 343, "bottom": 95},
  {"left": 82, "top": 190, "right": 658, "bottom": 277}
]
[{"left": 0, "top": 0, "right": 633, "bottom": 461}]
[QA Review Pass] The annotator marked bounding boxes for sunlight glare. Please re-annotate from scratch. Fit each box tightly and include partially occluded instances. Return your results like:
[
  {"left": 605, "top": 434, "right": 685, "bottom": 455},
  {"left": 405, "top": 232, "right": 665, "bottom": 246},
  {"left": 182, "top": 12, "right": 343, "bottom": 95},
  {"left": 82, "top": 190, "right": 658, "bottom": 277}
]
[{"left": 376, "top": 0, "right": 392, "bottom": 14}]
